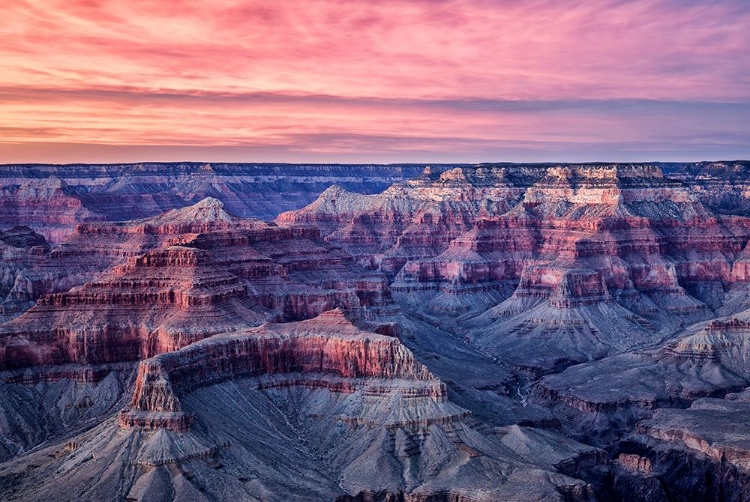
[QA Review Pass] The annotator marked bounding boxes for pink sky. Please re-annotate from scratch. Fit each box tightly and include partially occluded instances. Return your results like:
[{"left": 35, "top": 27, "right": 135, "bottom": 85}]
[{"left": 2, "top": 0, "right": 749, "bottom": 163}]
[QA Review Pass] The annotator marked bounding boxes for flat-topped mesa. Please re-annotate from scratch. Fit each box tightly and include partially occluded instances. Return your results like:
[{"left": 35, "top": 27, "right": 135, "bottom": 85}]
[
  {"left": 0, "top": 245, "right": 267, "bottom": 370},
  {"left": 120, "top": 310, "right": 447, "bottom": 431}
]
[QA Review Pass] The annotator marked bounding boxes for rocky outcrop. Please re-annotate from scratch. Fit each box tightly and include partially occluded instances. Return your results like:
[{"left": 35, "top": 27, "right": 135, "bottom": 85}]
[
  {"left": 0, "top": 196, "right": 397, "bottom": 374},
  {"left": 534, "top": 311, "right": 750, "bottom": 439},
  {"left": 378, "top": 164, "right": 750, "bottom": 371},
  {"left": 0, "top": 310, "right": 598, "bottom": 502},
  {"left": 6, "top": 198, "right": 270, "bottom": 316},
  {"left": 278, "top": 166, "right": 545, "bottom": 273},
  {"left": 579, "top": 393, "right": 750, "bottom": 501},
  {"left": 0, "top": 245, "right": 269, "bottom": 369},
  {"left": 662, "top": 160, "right": 750, "bottom": 216},
  {"left": 119, "top": 310, "right": 445, "bottom": 431},
  {"left": 0, "top": 177, "right": 104, "bottom": 244},
  {"left": 0, "top": 227, "right": 49, "bottom": 323},
  {"left": 4, "top": 161, "right": 750, "bottom": 501}
]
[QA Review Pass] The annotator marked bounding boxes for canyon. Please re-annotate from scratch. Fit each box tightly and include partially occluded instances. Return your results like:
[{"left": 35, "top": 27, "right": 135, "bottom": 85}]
[{"left": 1, "top": 161, "right": 750, "bottom": 500}]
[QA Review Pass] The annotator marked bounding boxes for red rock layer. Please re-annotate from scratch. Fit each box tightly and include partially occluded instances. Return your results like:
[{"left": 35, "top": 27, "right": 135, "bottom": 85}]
[
  {"left": 10, "top": 197, "right": 272, "bottom": 311},
  {"left": 120, "top": 310, "right": 444, "bottom": 430},
  {"left": 0, "top": 177, "right": 104, "bottom": 244},
  {"left": 0, "top": 246, "right": 267, "bottom": 370},
  {"left": 277, "top": 166, "right": 544, "bottom": 274},
  {"left": 189, "top": 225, "right": 393, "bottom": 319},
  {"left": 383, "top": 165, "right": 750, "bottom": 314},
  {"left": 0, "top": 198, "right": 395, "bottom": 374}
]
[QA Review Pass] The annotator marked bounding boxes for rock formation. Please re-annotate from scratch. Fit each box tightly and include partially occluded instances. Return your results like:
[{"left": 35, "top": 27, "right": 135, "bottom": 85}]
[
  {"left": 286, "top": 164, "right": 750, "bottom": 373},
  {"left": 0, "top": 227, "right": 49, "bottom": 323},
  {"left": 2, "top": 162, "right": 750, "bottom": 500},
  {"left": 278, "top": 166, "right": 545, "bottom": 274},
  {"left": 0, "top": 177, "right": 102, "bottom": 244},
  {"left": 0, "top": 163, "right": 426, "bottom": 241},
  {"left": 0, "top": 311, "right": 598, "bottom": 501}
]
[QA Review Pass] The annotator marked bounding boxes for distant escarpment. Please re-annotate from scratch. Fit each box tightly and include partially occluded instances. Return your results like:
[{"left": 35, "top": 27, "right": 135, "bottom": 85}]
[{"left": 0, "top": 163, "right": 427, "bottom": 242}]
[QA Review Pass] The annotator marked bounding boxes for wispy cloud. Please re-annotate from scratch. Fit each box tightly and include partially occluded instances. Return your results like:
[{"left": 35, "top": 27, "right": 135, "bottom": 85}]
[{"left": 1, "top": 0, "right": 749, "bottom": 162}]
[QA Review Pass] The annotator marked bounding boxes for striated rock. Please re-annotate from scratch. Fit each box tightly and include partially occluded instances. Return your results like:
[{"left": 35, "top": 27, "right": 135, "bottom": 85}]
[
  {"left": 0, "top": 245, "right": 269, "bottom": 369},
  {"left": 585, "top": 394, "right": 750, "bottom": 501},
  {"left": 278, "top": 166, "right": 545, "bottom": 274},
  {"left": 189, "top": 225, "right": 392, "bottom": 320},
  {"left": 0, "top": 177, "right": 103, "bottom": 244},
  {"left": 0, "top": 311, "right": 596, "bottom": 502},
  {"left": 663, "top": 160, "right": 750, "bottom": 216},
  {"left": 7, "top": 198, "right": 270, "bottom": 315},
  {"left": 0, "top": 227, "right": 49, "bottom": 323},
  {"left": 0, "top": 198, "right": 396, "bottom": 375},
  {"left": 119, "top": 310, "right": 445, "bottom": 431},
  {"left": 383, "top": 164, "right": 750, "bottom": 372},
  {"left": 637, "top": 397, "right": 750, "bottom": 469},
  {"left": 4, "top": 161, "right": 750, "bottom": 500}
]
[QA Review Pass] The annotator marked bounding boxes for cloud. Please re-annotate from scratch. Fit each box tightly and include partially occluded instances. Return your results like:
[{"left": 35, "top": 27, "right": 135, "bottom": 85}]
[{"left": 1, "top": 0, "right": 749, "bottom": 162}]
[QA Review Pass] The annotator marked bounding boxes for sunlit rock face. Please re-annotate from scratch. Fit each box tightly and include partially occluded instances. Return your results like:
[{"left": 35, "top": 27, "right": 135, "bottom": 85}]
[
  {"left": 278, "top": 165, "right": 545, "bottom": 274},
  {"left": 0, "top": 199, "right": 395, "bottom": 372}
]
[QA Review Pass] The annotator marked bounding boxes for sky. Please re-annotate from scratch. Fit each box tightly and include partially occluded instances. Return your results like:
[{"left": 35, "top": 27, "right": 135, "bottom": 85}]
[{"left": 1, "top": 0, "right": 750, "bottom": 164}]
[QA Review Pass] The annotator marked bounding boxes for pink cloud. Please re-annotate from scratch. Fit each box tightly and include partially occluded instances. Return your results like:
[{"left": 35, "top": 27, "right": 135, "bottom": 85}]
[{"left": 1, "top": 0, "right": 749, "bottom": 161}]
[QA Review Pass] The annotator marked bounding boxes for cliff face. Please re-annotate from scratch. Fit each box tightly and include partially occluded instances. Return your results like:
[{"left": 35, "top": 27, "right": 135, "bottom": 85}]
[
  {"left": 0, "top": 227, "right": 49, "bottom": 323},
  {"left": 277, "top": 166, "right": 545, "bottom": 273},
  {"left": 5, "top": 197, "right": 268, "bottom": 318},
  {"left": 0, "top": 245, "right": 266, "bottom": 369},
  {"left": 120, "top": 309, "right": 444, "bottom": 430}
]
